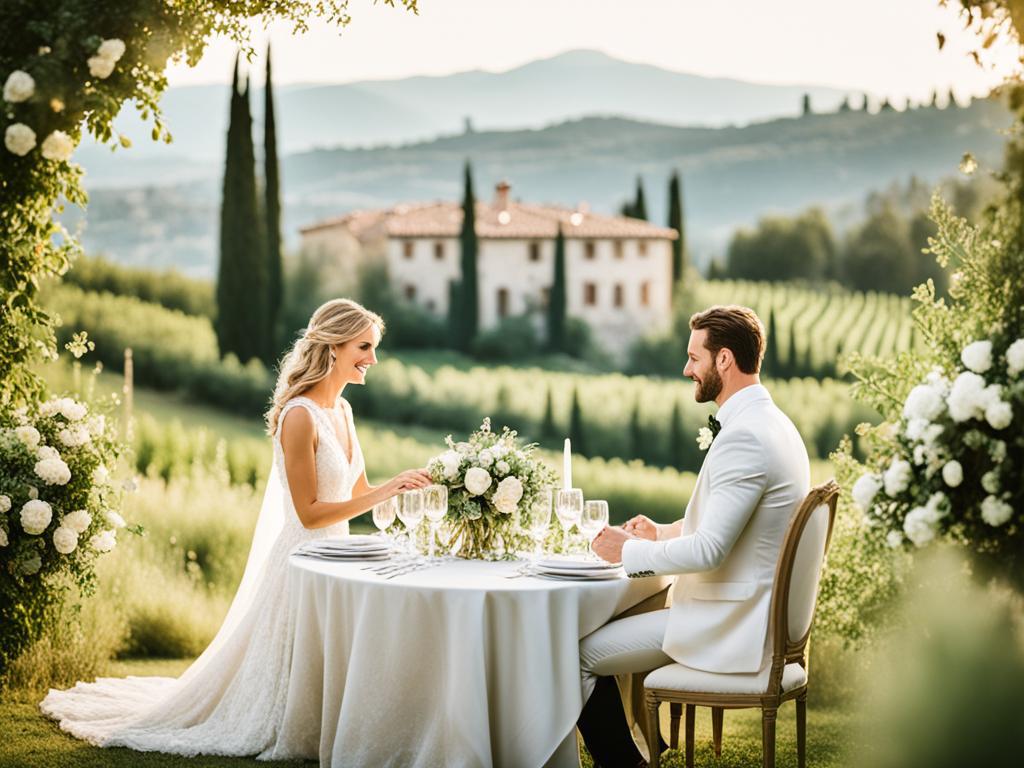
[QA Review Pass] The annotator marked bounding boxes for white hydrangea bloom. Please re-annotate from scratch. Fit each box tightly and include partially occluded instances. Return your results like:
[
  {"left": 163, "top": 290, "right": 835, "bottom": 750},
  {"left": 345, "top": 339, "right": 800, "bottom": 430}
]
[
  {"left": 36, "top": 445, "right": 59, "bottom": 461},
  {"left": 15, "top": 425, "right": 40, "bottom": 449},
  {"left": 464, "top": 467, "right": 492, "bottom": 496},
  {"left": 93, "top": 464, "right": 109, "bottom": 484},
  {"left": 20, "top": 499, "right": 53, "bottom": 535},
  {"left": 980, "top": 495, "right": 1013, "bottom": 527},
  {"left": 985, "top": 400, "right": 1013, "bottom": 430},
  {"left": 40, "top": 130, "right": 74, "bottom": 162},
  {"left": 58, "top": 426, "right": 91, "bottom": 447},
  {"left": 87, "top": 414, "right": 106, "bottom": 437},
  {"left": 477, "top": 449, "right": 494, "bottom": 468},
  {"left": 1006, "top": 338, "right": 1024, "bottom": 377},
  {"left": 961, "top": 340, "right": 993, "bottom": 373},
  {"left": 5, "top": 122, "right": 37, "bottom": 155},
  {"left": 991, "top": 440, "right": 1007, "bottom": 463},
  {"left": 89, "top": 529, "right": 117, "bottom": 553},
  {"left": 904, "top": 418, "right": 929, "bottom": 442},
  {"left": 852, "top": 473, "right": 882, "bottom": 512},
  {"left": 35, "top": 457, "right": 71, "bottom": 486},
  {"left": 0, "top": 494, "right": 10, "bottom": 513},
  {"left": 52, "top": 525, "right": 78, "bottom": 554},
  {"left": 97, "top": 38, "right": 126, "bottom": 61},
  {"left": 87, "top": 55, "right": 115, "bottom": 79},
  {"left": 3, "top": 70, "right": 35, "bottom": 102},
  {"left": 105, "top": 510, "right": 126, "bottom": 529},
  {"left": 903, "top": 384, "right": 945, "bottom": 422},
  {"left": 941, "top": 460, "right": 963, "bottom": 488},
  {"left": 0, "top": 528, "right": 7, "bottom": 547},
  {"left": 903, "top": 507, "right": 938, "bottom": 547},
  {"left": 885, "top": 530, "right": 904, "bottom": 549},
  {"left": 981, "top": 471, "right": 1000, "bottom": 495},
  {"left": 883, "top": 458, "right": 912, "bottom": 497},
  {"left": 946, "top": 371, "right": 988, "bottom": 422},
  {"left": 63, "top": 509, "right": 92, "bottom": 534},
  {"left": 57, "top": 398, "right": 87, "bottom": 421}
]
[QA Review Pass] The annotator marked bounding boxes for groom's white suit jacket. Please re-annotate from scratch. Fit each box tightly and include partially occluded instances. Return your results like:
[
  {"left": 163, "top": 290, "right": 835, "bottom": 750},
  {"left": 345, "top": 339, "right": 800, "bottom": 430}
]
[{"left": 621, "top": 384, "right": 810, "bottom": 674}]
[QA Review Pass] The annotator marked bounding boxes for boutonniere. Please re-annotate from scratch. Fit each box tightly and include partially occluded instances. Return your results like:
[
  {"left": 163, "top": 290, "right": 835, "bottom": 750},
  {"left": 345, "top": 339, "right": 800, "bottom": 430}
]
[{"left": 697, "top": 415, "right": 722, "bottom": 451}]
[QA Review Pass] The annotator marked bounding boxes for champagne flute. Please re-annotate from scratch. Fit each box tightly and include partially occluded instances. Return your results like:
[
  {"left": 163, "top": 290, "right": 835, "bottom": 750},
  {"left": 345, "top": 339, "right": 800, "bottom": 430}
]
[
  {"left": 397, "top": 489, "right": 424, "bottom": 557},
  {"left": 521, "top": 488, "right": 553, "bottom": 563},
  {"left": 423, "top": 484, "right": 448, "bottom": 560},
  {"left": 580, "top": 500, "right": 609, "bottom": 559},
  {"left": 372, "top": 496, "right": 398, "bottom": 549},
  {"left": 555, "top": 488, "right": 584, "bottom": 554}
]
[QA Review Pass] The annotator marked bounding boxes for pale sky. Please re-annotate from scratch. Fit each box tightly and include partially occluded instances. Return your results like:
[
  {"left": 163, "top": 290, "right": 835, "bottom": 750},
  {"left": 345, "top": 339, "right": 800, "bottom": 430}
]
[{"left": 165, "top": 0, "right": 1021, "bottom": 102}]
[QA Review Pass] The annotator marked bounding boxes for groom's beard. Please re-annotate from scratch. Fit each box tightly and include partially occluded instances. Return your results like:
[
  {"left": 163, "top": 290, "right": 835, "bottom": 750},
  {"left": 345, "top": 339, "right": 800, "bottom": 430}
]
[{"left": 693, "top": 364, "right": 723, "bottom": 403}]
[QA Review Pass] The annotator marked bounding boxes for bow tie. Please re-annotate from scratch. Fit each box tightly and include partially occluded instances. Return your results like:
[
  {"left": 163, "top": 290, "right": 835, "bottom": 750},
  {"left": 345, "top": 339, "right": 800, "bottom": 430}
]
[{"left": 708, "top": 414, "right": 722, "bottom": 438}]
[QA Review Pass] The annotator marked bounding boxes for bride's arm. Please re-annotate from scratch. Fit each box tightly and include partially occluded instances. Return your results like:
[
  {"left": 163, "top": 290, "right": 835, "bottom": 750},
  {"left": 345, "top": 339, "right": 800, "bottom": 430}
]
[{"left": 280, "top": 407, "right": 429, "bottom": 530}]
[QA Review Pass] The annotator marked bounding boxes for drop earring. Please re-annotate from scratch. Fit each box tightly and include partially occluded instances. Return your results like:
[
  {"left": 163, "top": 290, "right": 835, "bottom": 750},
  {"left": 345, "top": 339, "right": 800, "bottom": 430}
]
[{"left": 329, "top": 349, "right": 336, "bottom": 366}]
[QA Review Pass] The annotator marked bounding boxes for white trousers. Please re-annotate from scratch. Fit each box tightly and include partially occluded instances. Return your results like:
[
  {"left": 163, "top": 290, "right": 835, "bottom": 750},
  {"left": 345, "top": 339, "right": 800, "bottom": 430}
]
[{"left": 579, "top": 608, "right": 673, "bottom": 701}]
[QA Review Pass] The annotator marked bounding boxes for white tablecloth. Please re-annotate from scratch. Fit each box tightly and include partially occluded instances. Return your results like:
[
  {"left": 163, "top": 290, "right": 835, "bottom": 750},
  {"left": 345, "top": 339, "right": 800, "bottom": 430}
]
[{"left": 279, "top": 556, "right": 668, "bottom": 768}]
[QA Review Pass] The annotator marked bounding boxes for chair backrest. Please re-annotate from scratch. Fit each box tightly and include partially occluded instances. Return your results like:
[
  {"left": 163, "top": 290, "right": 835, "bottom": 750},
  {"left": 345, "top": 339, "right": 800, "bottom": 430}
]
[{"left": 767, "top": 479, "right": 840, "bottom": 684}]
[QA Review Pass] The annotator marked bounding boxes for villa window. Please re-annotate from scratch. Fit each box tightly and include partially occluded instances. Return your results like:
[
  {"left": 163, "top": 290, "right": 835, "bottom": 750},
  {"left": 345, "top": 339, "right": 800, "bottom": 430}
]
[
  {"left": 529, "top": 242, "right": 541, "bottom": 262},
  {"left": 638, "top": 240, "right": 648, "bottom": 257},
  {"left": 497, "top": 288, "right": 510, "bottom": 318},
  {"left": 584, "top": 241, "right": 596, "bottom": 260},
  {"left": 403, "top": 241, "right": 414, "bottom": 260},
  {"left": 614, "top": 241, "right": 624, "bottom": 259},
  {"left": 405, "top": 284, "right": 417, "bottom": 300},
  {"left": 614, "top": 284, "right": 624, "bottom": 308},
  {"left": 434, "top": 241, "right": 445, "bottom": 260},
  {"left": 640, "top": 282, "right": 650, "bottom": 307},
  {"left": 584, "top": 283, "right": 597, "bottom": 306}
]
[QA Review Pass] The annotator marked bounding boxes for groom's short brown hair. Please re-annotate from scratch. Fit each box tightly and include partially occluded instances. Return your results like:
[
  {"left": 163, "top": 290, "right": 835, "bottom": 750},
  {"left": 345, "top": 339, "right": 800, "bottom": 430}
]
[{"left": 689, "top": 305, "right": 766, "bottom": 374}]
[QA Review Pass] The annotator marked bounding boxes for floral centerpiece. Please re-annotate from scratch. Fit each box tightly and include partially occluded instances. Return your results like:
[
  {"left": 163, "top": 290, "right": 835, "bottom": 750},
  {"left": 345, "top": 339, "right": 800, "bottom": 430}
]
[
  {"left": 837, "top": 195, "right": 1023, "bottom": 583},
  {"left": 427, "top": 418, "right": 557, "bottom": 560}
]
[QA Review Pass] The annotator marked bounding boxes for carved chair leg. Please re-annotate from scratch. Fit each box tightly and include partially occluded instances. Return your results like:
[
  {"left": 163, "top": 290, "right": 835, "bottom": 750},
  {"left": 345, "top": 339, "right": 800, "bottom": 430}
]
[
  {"left": 712, "top": 706, "right": 724, "bottom": 757},
  {"left": 685, "top": 704, "right": 696, "bottom": 768},
  {"left": 646, "top": 695, "right": 662, "bottom": 768},
  {"left": 762, "top": 707, "right": 777, "bottom": 768},
  {"left": 669, "top": 702, "right": 682, "bottom": 750},
  {"left": 796, "top": 693, "right": 807, "bottom": 768}
]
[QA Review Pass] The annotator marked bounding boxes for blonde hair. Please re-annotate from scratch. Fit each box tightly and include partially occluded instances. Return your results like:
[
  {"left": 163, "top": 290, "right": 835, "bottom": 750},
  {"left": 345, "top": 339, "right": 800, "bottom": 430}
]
[{"left": 265, "top": 298, "right": 384, "bottom": 436}]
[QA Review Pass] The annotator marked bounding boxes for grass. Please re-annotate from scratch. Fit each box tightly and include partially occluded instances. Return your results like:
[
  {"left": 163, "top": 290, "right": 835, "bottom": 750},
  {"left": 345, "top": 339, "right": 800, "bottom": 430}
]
[{"left": 1, "top": 658, "right": 857, "bottom": 767}]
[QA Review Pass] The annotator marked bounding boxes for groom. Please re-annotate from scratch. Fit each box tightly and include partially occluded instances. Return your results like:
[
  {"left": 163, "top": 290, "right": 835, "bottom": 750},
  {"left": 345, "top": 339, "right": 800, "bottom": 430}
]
[{"left": 578, "top": 304, "right": 810, "bottom": 767}]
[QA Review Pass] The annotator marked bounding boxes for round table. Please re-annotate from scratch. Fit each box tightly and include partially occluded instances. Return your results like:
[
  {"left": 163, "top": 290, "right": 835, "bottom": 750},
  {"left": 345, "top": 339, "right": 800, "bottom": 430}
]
[{"left": 277, "top": 556, "right": 668, "bottom": 768}]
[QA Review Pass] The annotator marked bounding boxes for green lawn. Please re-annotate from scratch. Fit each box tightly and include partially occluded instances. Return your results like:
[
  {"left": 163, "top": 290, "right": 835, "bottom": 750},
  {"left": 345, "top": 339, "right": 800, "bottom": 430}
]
[{"left": 2, "top": 657, "right": 856, "bottom": 767}]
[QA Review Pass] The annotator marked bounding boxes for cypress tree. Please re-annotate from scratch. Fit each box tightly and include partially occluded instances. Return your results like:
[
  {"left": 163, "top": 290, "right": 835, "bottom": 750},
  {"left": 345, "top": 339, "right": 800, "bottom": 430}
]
[
  {"left": 629, "top": 398, "right": 643, "bottom": 461},
  {"left": 540, "top": 386, "right": 557, "bottom": 442},
  {"left": 801, "top": 93, "right": 812, "bottom": 115},
  {"left": 861, "top": 93, "right": 870, "bottom": 112},
  {"left": 838, "top": 96, "right": 851, "bottom": 112},
  {"left": 457, "top": 161, "right": 478, "bottom": 351},
  {"left": 765, "top": 308, "right": 780, "bottom": 376},
  {"left": 633, "top": 176, "right": 648, "bottom": 221},
  {"left": 929, "top": 89, "right": 939, "bottom": 108},
  {"left": 217, "top": 54, "right": 268, "bottom": 364},
  {"left": 787, "top": 323, "right": 799, "bottom": 378},
  {"left": 947, "top": 87, "right": 958, "bottom": 109},
  {"left": 668, "top": 399, "right": 684, "bottom": 468},
  {"left": 447, "top": 279, "right": 463, "bottom": 346},
  {"left": 263, "top": 44, "right": 283, "bottom": 362},
  {"left": 668, "top": 171, "right": 686, "bottom": 282},
  {"left": 568, "top": 387, "right": 587, "bottom": 457},
  {"left": 547, "top": 224, "right": 567, "bottom": 352}
]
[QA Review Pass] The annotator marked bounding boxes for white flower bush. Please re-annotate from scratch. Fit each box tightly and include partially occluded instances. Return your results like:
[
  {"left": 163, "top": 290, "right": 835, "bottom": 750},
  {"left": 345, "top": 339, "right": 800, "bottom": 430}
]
[
  {"left": 34, "top": 457, "right": 71, "bottom": 486},
  {"left": 52, "top": 525, "right": 78, "bottom": 555},
  {"left": 40, "top": 130, "right": 74, "bottom": 162},
  {"left": 20, "top": 500, "right": 53, "bottom": 535},
  {"left": 427, "top": 418, "right": 557, "bottom": 559},
  {"left": 3, "top": 70, "right": 35, "bottom": 102},
  {"left": 5, "top": 123, "right": 36, "bottom": 156}
]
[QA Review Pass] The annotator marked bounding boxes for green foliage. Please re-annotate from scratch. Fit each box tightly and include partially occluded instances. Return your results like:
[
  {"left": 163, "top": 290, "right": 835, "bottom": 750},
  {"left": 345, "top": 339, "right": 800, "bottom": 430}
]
[
  {"left": 62, "top": 254, "right": 215, "bottom": 318},
  {"left": 668, "top": 170, "right": 686, "bottom": 282},
  {"left": 726, "top": 208, "right": 836, "bottom": 282},
  {"left": 568, "top": 387, "right": 587, "bottom": 456},
  {"left": 546, "top": 225, "right": 567, "bottom": 352},
  {"left": 263, "top": 44, "right": 283, "bottom": 361},
  {"left": 456, "top": 161, "right": 479, "bottom": 351},
  {"left": 353, "top": 260, "right": 449, "bottom": 350},
  {"left": 470, "top": 315, "right": 540, "bottom": 360}
]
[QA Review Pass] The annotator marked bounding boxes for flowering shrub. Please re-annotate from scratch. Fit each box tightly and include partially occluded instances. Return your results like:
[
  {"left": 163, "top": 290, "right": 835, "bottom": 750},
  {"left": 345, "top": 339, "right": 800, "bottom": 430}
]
[
  {"left": 427, "top": 418, "right": 557, "bottom": 559},
  {"left": 836, "top": 195, "right": 1024, "bottom": 582}
]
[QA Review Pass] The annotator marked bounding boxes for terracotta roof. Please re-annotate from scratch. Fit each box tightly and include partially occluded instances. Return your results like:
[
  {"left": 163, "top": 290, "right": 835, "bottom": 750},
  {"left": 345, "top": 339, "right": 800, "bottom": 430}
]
[{"left": 302, "top": 200, "right": 677, "bottom": 240}]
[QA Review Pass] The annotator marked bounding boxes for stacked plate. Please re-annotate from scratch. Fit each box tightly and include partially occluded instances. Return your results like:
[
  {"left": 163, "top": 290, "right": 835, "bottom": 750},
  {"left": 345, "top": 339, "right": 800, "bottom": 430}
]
[
  {"left": 294, "top": 535, "right": 391, "bottom": 562},
  {"left": 533, "top": 555, "right": 624, "bottom": 580}
]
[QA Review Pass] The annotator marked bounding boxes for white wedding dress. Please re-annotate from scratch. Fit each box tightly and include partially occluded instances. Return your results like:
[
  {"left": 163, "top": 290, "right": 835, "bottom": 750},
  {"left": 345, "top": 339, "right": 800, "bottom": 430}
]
[{"left": 41, "top": 396, "right": 363, "bottom": 760}]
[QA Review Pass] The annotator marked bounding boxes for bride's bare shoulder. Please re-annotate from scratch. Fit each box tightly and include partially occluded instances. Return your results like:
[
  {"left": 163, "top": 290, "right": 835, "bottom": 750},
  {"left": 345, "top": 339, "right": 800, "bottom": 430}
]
[{"left": 280, "top": 402, "right": 316, "bottom": 447}]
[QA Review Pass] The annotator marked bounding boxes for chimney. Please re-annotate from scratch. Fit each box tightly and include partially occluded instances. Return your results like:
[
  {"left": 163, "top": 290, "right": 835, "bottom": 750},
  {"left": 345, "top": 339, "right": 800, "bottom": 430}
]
[{"left": 495, "top": 181, "right": 511, "bottom": 211}]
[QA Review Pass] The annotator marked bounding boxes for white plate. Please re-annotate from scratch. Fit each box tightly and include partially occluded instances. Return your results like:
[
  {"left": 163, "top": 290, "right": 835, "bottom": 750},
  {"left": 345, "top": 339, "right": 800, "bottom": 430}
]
[
  {"left": 534, "top": 569, "right": 624, "bottom": 581},
  {"left": 314, "top": 535, "right": 389, "bottom": 550},
  {"left": 294, "top": 552, "right": 390, "bottom": 562},
  {"left": 536, "top": 555, "right": 620, "bottom": 571},
  {"left": 537, "top": 563, "right": 624, "bottom": 577}
]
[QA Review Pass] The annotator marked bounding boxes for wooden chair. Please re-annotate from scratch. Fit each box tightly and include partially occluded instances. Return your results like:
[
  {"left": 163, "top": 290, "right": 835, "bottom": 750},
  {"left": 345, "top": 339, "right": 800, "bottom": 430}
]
[{"left": 643, "top": 479, "right": 840, "bottom": 768}]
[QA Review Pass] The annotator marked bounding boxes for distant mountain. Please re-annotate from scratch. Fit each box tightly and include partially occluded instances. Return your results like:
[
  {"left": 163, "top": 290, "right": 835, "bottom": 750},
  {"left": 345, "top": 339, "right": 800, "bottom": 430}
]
[
  {"left": 81, "top": 49, "right": 851, "bottom": 178},
  {"left": 69, "top": 97, "right": 1010, "bottom": 278}
]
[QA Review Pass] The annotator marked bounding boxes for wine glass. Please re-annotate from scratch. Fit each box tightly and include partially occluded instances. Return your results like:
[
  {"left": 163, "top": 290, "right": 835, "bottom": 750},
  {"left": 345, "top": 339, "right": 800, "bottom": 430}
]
[
  {"left": 423, "top": 484, "right": 448, "bottom": 560},
  {"left": 372, "top": 496, "right": 398, "bottom": 548},
  {"left": 521, "top": 488, "right": 553, "bottom": 563},
  {"left": 397, "top": 489, "right": 424, "bottom": 556},
  {"left": 554, "top": 488, "right": 584, "bottom": 554},
  {"left": 580, "top": 500, "right": 609, "bottom": 559}
]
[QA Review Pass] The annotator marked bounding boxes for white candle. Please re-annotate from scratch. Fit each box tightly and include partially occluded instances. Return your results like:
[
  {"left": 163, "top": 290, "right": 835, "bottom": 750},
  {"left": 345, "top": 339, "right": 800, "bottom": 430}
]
[{"left": 563, "top": 438, "right": 572, "bottom": 490}]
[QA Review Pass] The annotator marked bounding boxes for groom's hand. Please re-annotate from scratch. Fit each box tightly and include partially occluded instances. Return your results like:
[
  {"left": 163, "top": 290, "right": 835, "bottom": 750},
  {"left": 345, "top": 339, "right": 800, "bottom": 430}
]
[
  {"left": 591, "top": 525, "right": 636, "bottom": 564},
  {"left": 622, "top": 514, "right": 658, "bottom": 541}
]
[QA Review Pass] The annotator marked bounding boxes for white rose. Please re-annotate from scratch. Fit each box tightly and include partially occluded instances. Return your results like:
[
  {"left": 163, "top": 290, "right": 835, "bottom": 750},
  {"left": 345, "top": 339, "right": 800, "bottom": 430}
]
[
  {"left": 985, "top": 400, "right": 1013, "bottom": 430},
  {"left": 15, "top": 425, "right": 40, "bottom": 449},
  {"left": 495, "top": 460, "right": 511, "bottom": 476},
  {"left": 883, "top": 458, "right": 912, "bottom": 497},
  {"left": 980, "top": 495, "right": 1013, "bottom": 527},
  {"left": 41, "top": 130, "right": 74, "bottom": 162},
  {"left": 52, "top": 525, "right": 78, "bottom": 555},
  {"left": 885, "top": 530, "right": 904, "bottom": 549},
  {"left": 89, "top": 529, "right": 117, "bottom": 553},
  {"left": 63, "top": 509, "right": 92, "bottom": 534},
  {"left": 941, "top": 461, "right": 963, "bottom": 488},
  {"left": 20, "top": 499, "right": 53, "bottom": 535},
  {"left": 36, "top": 445, "right": 59, "bottom": 461},
  {"left": 105, "top": 510, "right": 126, "bottom": 529},
  {"left": 3, "top": 70, "right": 35, "bottom": 102},
  {"left": 496, "top": 476, "right": 524, "bottom": 504},
  {"left": 35, "top": 457, "right": 71, "bottom": 486},
  {"left": 961, "top": 340, "right": 993, "bottom": 373},
  {"left": 493, "top": 493, "right": 518, "bottom": 515},
  {"left": 696, "top": 427, "right": 714, "bottom": 451},
  {"left": 464, "top": 467, "right": 492, "bottom": 496},
  {"left": 903, "top": 507, "right": 938, "bottom": 547},
  {"left": 903, "top": 384, "right": 945, "bottom": 422},
  {"left": 852, "top": 473, "right": 882, "bottom": 511},
  {"left": 477, "top": 449, "right": 494, "bottom": 468},
  {"left": 946, "top": 371, "right": 987, "bottom": 422},
  {"left": 1006, "top": 338, "right": 1024, "bottom": 377},
  {"left": 490, "top": 444, "right": 508, "bottom": 459},
  {"left": 93, "top": 464, "right": 109, "bottom": 484},
  {"left": 87, "top": 55, "right": 115, "bottom": 79},
  {"left": 0, "top": 494, "right": 10, "bottom": 513},
  {"left": 97, "top": 39, "right": 126, "bottom": 62},
  {"left": 981, "top": 471, "right": 1000, "bottom": 495},
  {"left": 0, "top": 528, "right": 7, "bottom": 547},
  {"left": 57, "top": 398, "right": 87, "bottom": 421},
  {"left": 437, "top": 450, "right": 460, "bottom": 480},
  {"left": 5, "top": 123, "right": 36, "bottom": 155}
]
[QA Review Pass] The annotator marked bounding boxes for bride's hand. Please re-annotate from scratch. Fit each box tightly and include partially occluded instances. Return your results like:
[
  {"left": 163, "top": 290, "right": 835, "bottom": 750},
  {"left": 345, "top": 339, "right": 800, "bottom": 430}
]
[
  {"left": 621, "top": 514, "right": 658, "bottom": 541},
  {"left": 385, "top": 469, "right": 432, "bottom": 495}
]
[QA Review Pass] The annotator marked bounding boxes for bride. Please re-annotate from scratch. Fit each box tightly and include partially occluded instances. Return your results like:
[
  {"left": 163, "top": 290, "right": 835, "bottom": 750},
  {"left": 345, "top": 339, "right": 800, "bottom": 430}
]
[{"left": 41, "top": 298, "right": 431, "bottom": 758}]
